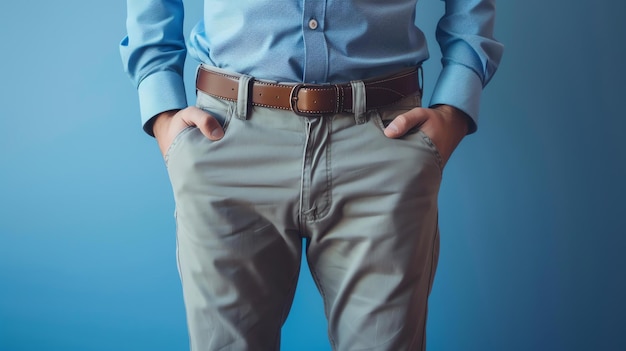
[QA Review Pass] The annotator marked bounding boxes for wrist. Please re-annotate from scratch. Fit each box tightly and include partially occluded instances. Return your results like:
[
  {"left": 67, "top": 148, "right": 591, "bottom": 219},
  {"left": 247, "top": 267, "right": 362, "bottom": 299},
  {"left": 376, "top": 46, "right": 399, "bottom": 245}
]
[
  {"left": 151, "top": 109, "right": 180, "bottom": 138},
  {"left": 432, "top": 104, "right": 471, "bottom": 136}
]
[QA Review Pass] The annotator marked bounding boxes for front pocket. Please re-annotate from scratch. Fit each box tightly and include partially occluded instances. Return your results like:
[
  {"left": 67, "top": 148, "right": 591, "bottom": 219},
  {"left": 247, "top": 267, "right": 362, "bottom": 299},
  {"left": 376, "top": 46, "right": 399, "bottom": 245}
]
[
  {"left": 371, "top": 107, "right": 443, "bottom": 175},
  {"left": 372, "top": 93, "right": 422, "bottom": 134},
  {"left": 196, "top": 91, "right": 235, "bottom": 134},
  {"left": 416, "top": 130, "right": 443, "bottom": 172},
  {"left": 164, "top": 126, "right": 196, "bottom": 166}
]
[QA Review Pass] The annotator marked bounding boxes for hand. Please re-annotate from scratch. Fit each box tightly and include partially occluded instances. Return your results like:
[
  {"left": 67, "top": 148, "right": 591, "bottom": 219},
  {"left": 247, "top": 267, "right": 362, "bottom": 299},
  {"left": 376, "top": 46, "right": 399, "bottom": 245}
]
[
  {"left": 152, "top": 107, "right": 225, "bottom": 157},
  {"left": 384, "top": 104, "right": 471, "bottom": 167}
]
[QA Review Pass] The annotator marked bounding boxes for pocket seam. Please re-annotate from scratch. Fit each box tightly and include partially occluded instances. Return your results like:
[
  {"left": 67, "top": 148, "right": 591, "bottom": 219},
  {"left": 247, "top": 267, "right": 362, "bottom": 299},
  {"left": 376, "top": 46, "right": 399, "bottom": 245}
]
[
  {"left": 164, "top": 126, "right": 196, "bottom": 166},
  {"left": 372, "top": 110, "right": 386, "bottom": 132},
  {"left": 417, "top": 130, "right": 444, "bottom": 173}
]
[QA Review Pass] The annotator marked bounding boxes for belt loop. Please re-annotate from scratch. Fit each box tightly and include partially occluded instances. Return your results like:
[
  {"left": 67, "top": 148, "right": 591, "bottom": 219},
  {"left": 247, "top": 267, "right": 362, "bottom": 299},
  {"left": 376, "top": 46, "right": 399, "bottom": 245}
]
[
  {"left": 350, "top": 80, "right": 366, "bottom": 124},
  {"left": 236, "top": 74, "right": 253, "bottom": 120}
]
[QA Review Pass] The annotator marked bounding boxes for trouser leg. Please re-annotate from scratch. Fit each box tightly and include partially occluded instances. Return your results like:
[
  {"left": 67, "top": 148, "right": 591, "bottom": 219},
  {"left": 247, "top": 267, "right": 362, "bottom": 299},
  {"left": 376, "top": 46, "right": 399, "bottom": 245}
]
[
  {"left": 303, "top": 95, "right": 443, "bottom": 351},
  {"left": 166, "top": 92, "right": 306, "bottom": 350}
]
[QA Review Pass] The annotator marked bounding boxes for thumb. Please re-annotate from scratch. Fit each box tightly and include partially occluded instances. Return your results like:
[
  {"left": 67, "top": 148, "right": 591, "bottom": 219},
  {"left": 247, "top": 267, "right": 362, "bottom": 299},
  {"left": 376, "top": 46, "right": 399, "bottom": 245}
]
[
  {"left": 183, "top": 107, "right": 224, "bottom": 141},
  {"left": 384, "top": 107, "right": 429, "bottom": 138}
]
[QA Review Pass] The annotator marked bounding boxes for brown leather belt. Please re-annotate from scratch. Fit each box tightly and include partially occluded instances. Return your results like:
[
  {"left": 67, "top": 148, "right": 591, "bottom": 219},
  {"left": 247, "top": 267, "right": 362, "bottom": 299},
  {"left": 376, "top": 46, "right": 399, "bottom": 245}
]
[{"left": 196, "top": 66, "right": 421, "bottom": 116}]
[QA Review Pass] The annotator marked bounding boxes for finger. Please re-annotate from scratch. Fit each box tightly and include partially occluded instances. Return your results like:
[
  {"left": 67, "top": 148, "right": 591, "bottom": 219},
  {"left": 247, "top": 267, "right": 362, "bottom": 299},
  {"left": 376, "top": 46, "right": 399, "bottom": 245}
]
[
  {"left": 182, "top": 107, "right": 224, "bottom": 140},
  {"left": 384, "top": 107, "right": 429, "bottom": 138}
]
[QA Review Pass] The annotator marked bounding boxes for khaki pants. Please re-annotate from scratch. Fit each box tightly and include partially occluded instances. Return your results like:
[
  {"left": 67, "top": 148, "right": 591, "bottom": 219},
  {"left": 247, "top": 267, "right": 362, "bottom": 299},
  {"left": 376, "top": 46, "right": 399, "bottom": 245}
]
[{"left": 166, "top": 66, "right": 442, "bottom": 351}]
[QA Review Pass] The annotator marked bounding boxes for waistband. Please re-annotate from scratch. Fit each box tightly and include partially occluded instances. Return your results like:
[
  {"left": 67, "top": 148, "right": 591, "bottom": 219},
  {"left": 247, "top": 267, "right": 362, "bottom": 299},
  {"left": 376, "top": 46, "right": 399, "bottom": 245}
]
[{"left": 196, "top": 66, "right": 422, "bottom": 117}]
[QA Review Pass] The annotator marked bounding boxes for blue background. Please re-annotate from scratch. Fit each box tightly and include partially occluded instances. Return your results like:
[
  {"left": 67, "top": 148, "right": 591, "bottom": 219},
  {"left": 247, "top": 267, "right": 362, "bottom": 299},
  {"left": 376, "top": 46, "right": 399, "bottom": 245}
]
[{"left": 1, "top": 1, "right": 625, "bottom": 350}]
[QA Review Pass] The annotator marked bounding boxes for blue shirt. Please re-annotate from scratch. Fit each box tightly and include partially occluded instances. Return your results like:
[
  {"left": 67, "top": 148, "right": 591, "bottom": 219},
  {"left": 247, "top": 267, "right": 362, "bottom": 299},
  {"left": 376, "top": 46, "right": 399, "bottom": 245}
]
[{"left": 120, "top": 0, "right": 503, "bottom": 134}]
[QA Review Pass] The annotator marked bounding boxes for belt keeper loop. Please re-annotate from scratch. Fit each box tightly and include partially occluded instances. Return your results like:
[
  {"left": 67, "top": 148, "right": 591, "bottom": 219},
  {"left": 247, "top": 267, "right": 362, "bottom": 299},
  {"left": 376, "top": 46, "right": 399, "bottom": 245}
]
[
  {"left": 333, "top": 84, "right": 344, "bottom": 114},
  {"left": 350, "top": 80, "right": 366, "bottom": 124},
  {"left": 236, "top": 74, "right": 253, "bottom": 120}
]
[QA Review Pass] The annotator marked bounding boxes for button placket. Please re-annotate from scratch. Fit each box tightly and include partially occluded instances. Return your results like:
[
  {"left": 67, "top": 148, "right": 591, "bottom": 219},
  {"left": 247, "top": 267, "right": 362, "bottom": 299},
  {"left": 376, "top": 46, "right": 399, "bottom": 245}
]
[{"left": 302, "top": 0, "right": 328, "bottom": 82}]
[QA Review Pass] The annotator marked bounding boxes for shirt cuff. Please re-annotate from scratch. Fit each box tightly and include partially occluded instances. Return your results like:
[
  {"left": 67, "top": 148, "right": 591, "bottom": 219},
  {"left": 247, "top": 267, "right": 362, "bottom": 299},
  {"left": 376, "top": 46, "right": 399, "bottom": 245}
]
[
  {"left": 429, "top": 63, "right": 484, "bottom": 134},
  {"left": 137, "top": 71, "right": 188, "bottom": 136}
]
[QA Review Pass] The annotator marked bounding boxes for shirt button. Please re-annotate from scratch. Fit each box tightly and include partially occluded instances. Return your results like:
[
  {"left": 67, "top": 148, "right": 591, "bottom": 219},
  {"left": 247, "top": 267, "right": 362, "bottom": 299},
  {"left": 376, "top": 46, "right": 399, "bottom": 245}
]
[{"left": 308, "top": 19, "right": 318, "bottom": 30}]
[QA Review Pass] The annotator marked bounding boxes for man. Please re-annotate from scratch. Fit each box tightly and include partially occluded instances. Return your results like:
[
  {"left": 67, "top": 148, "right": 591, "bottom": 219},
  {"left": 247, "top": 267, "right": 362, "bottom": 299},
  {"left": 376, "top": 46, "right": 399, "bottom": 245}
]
[{"left": 121, "top": 0, "right": 503, "bottom": 350}]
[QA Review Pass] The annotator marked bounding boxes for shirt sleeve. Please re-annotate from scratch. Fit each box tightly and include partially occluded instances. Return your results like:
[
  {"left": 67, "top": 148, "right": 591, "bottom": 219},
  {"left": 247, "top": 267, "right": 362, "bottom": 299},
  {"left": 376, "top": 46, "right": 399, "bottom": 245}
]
[
  {"left": 429, "top": 0, "right": 504, "bottom": 133},
  {"left": 120, "top": 0, "right": 188, "bottom": 136}
]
